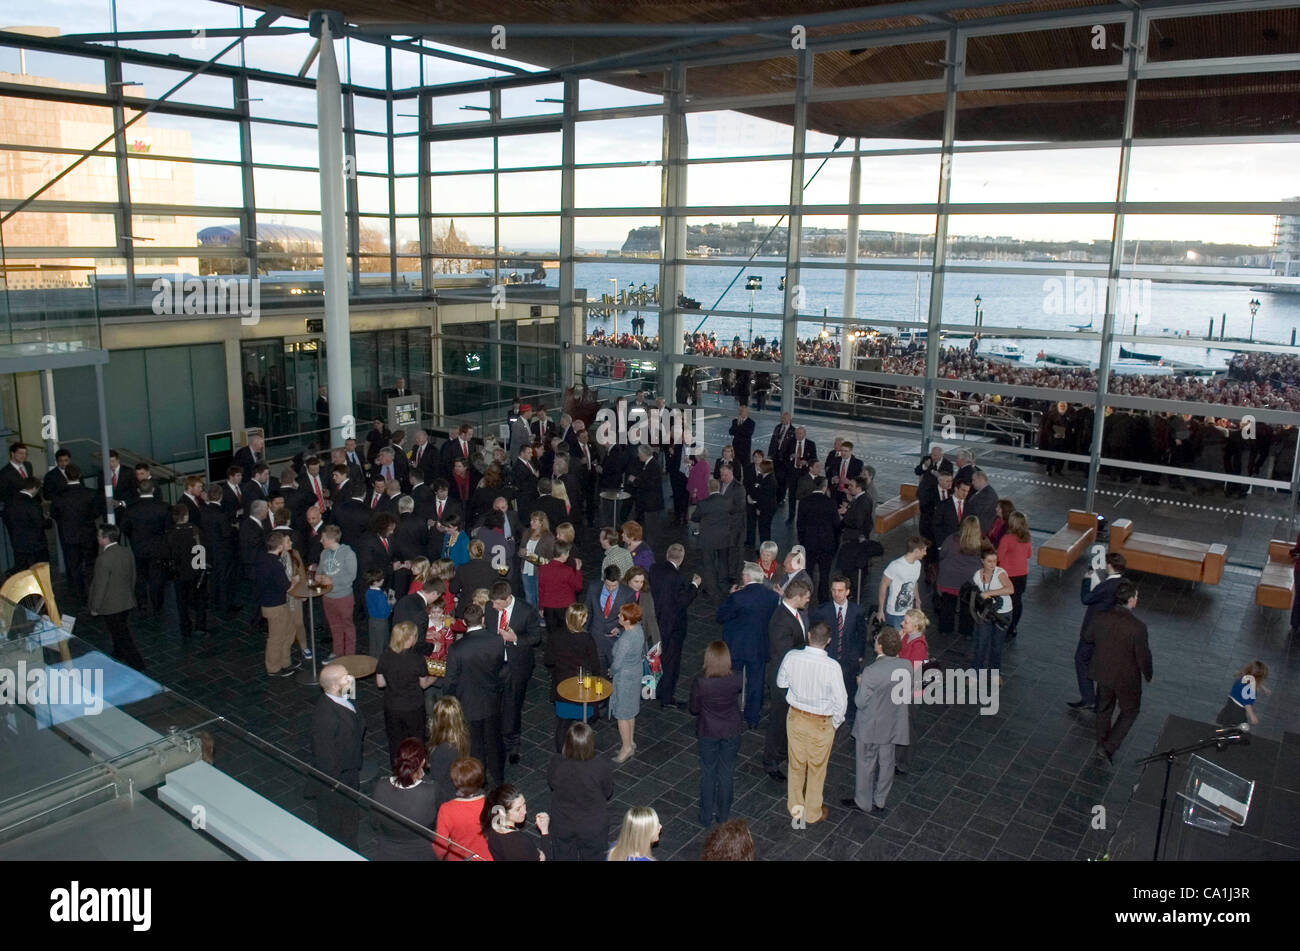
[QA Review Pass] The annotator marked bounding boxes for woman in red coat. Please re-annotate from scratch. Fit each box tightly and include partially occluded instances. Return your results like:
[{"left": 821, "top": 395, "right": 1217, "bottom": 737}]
[
  {"left": 538, "top": 541, "right": 584, "bottom": 634},
  {"left": 434, "top": 757, "right": 493, "bottom": 861}
]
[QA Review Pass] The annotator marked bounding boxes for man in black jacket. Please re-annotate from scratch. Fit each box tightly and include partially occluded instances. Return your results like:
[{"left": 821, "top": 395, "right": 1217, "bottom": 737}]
[
  {"left": 5, "top": 477, "right": 49, "bottom": 574},
  {"left": 122, "top": 479, "right": 170, "bottom": 614},
  {"left": 648, "top": 543, "right": 701, "bottom": 709},
  {"left": 311, "top": 663, "right": 365, "bottom": 848},
  {"left": 0, "top": 441, "right": 34, "bottom": 508},
  {"left": 728, "top": 405, "right": 756, "bottom": 479},
  {"left": 627, "top": 444, "right": 664, "bottom": 525},
  {"left": 1069, "top": 552, "right": 1126, "bottom": 709},
  {"left": 162, "top": 503, "right": 207, "bottom": 637},
  {"left": 444, "top": 604, "right": 506, "bottom": 783},
  {"left": 199, "top": 483, "right": 238, "bottom": 617},
  {"left": 50, "top": 464, "right": 98, "bottom": 602},
  {"left": 1083, "top": 581, "right": 1153, "bottom": 762},
  {"left": 486, "top": 581, "right": 544, "bottom": 766},
  {"left": 796, "top": 477, "right": 840, "bottom": 604},
  {"left": 763, "top": 578, "right": 811, "bottom": 780},
  {"left": 42, "top": 447, "right": 73, "bottom": 500}
]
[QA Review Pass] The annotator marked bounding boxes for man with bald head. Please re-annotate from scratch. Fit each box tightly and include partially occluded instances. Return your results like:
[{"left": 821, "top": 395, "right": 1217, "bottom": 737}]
[{"left": 311, "top": 663, "right": 365, "bottom": 848}]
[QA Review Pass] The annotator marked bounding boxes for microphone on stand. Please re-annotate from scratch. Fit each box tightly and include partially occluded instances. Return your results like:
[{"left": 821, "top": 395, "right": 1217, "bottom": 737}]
[{"left": 1213, "top": 727, "right": 1250, "bottom": 750}]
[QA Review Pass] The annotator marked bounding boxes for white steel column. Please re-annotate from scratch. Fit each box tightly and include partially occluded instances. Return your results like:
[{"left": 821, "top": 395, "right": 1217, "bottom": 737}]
[
  {"left": 839, "top": 139, "right": 861, "bottom": 401},
  {"left": 312, "top": 11, "right": 353, "bottom": 440}
]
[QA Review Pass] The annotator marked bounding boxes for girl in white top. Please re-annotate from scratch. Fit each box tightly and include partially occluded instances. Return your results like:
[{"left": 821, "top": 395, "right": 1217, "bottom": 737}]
[{"left": 973, "top": 548, "right": 1014, "bottom": 616}]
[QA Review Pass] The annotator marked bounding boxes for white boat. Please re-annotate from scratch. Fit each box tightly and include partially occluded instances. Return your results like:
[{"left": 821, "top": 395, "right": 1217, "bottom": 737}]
[
  {"left": 1111, "top": 359, "right": 1172, "bottom": 376},
  {"left": 986, "top": 343, "right": 1025, "bottom": 361}
]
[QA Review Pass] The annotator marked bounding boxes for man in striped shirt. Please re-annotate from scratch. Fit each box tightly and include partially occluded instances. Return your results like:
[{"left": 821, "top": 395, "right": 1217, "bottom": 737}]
[{"left": 776, "top": 620, "right": 848, "bottom": 825}]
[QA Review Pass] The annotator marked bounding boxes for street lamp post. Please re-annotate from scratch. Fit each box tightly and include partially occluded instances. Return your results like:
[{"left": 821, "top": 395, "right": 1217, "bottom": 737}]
[
  {"left": 1249, "top": 298, "right": 1261, "bottom": 342},
  {"left": 974, "top": 294, "right": 983, "bottom": 341}
]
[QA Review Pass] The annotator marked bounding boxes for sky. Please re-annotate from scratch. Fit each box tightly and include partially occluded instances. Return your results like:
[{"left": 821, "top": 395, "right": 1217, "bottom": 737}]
[{"left": 2, "top": 0, "right": 1295, "bottom": 250}]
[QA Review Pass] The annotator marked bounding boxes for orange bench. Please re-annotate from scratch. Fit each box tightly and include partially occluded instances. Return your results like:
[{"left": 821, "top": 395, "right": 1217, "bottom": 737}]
[
  {"left": 874, "top": 483, "right": 919, "bottom": 536},
  {"left": 1108, "top": 518, "right": 1226, "bottom": 585},
  {"left": 1037, "top": 510, "right": 1098, "bottom": 572},
  {"left": 1255, "top": 540, "right": 1294, "bottom": 610}
]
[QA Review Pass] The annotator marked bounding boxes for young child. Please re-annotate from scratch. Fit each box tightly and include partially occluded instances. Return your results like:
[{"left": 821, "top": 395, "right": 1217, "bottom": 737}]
[
  {"left": 364, "top": 568, "right": 392, "bottom": 659},
  {"left": 1216, "top": 661, "right": 1270, "bottom": 730}
]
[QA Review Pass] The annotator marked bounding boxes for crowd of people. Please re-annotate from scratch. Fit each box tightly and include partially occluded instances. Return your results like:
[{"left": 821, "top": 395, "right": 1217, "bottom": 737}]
[{"left": 0, "top": 364, "right": 1278, "bottom": 861}]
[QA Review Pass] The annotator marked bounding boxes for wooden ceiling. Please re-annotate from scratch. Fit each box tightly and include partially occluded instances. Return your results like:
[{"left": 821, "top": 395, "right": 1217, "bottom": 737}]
[{"left": 254, "top": 1, "right": 1300, "bottom": 141}]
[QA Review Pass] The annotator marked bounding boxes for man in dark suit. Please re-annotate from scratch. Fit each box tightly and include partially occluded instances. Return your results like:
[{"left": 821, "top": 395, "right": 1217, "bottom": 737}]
[
  {"left": 311, "top": 663, "right": 366, "bottom": 848},
  {"left": 717, "top": 463, "right": 748, "bottom": 580},
  {"left": 551, "top": 455, "right": 584, "bottom": 529},
  {"left": 315, "top": 385, "right": 330, "bottom": 434},
  {"left": 234, "top": 433, "right": 265, "bottom": 482},
  {"left": 200, "top": 483, "right": 238, "bottom": 616},
  {"left": 716, "top": 563, "right": 781, "bottom": 730},
  {"left": 953, "top": 450, "right": 976, "bottom": 486},
  {"left": 585, "top": 565, "right": 635, "bottom": 670},
  {"left": 220, "top": 466, "right": 247, "bottom": 519},
  {"left": 179, "top": 474, "right": 206, "bottom": 523},
  {"left": 5, "top": 477, "right": 49, "bottom": 574},
  {"left": 728, "top": 405, "right": 756, "bottom": 479},
  {"left": 965, "top": 470, "right": 999, "bottom": 536},
  {"left": 485, "top": 581, "right": 544, "bottom": 765},
  {"left": 836, "top": 477, "right": 875, "bottom": 578},
  {"left": 333, "top": 488, "right": 371, "bottom": 550},
  {"left": 786, "top": 426, "right": 817, "bottom": 524},
  {"left": 299, "top": 455, "right": 331, "bottom": 517},
  {"left": 690, "top": 480, "right": 732, "bottom": 597},
  {"left": 50, "top": 465, "right": 98, "bottom": 602},
  {"left": 100, "top": 450, "right": 137, "bottom": 510},
  {"left": 371, "top": 446, "right": 409, "bottom": 495},
  {"left": 1084, "top": 581, "right": 1153, "bottom": 763},
  {"left": 511, "top": 446, "right": 541, "bottom": 515},
  {"left": 827, "top": 441, "right": 864, "bottom": 506},
  {"left": 450, "top": 540, "right": 496, "bottom": 604},
  {"left": 534, "top": 478, "right": 568, "bottom": 534},
  {"left": 391, "top": 496, "right": 428, "bottom": 570},
  {"left": 444, "top": 604, "right": 506, "bottom": 783},
  {"left": 767, "top": 411, "right": 796, "bottom": 510},
  {"left": 393, "top": 581, "right": 437, "bottom": 632},
  {"left": 427, "top": 481, "right": 461, "bottom": 557},
  {"left": 573, "top": 430, "right": 600, "bottom": 524},
  {"left": 0, "top": 441, "right": 34, "bottom": 508},
  {"left": 383, "top": 377, "right": 410, "bottom": 401},
  {"left": 763, "top": 578, "right": 812, "bottom": 780},
  {"left": 440, "top": 424, "right": 475, "bottom": 477},
  {"left": 627, "top": 444, "right": 664, "bottom": 525},
  {"left": 918, "top": 468, "right": 953, "bottom": 548},
  {"left": 89, "top": 524, "right": 145, "bottom": 670},
  {"left": 364, "top": 419, "right": 389, "bottom": 466},
  {"left": 42, "top": 448, "right": 73, "bottom": 500},
  {"left": 342, "top": 439, "right": 366, "bottom": 477},
  {"left": 796, "top": 477, "right": 840, "bottom": 605},
  {"left": 812, "top": 574, "right": 867, "bottom": 699},
  {"left": 121, "top": 479, "right": 170, "bottom": 614},
  {"left": 933, "top": 476, "right": 971, "bottom": 546},
  {"left": 407, "top": 429, "right": 437, "bottom": 484},
  {"left": 648, "top": 543, "right": 701, "bottom": 709},
  {"left": 1069, "top": 553, "right": 1127, "bottom": 709}
]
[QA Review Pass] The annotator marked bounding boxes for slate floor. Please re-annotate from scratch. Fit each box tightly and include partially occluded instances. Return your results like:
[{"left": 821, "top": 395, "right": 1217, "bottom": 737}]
[{"left": 56, "top": 396, "right": 1300, "bottom": 861}]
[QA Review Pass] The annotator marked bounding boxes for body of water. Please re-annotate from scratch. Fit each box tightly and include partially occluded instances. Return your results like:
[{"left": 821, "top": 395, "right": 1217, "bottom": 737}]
[{"left": 566, "top": 258, "right": 1300, "bottom": 369}]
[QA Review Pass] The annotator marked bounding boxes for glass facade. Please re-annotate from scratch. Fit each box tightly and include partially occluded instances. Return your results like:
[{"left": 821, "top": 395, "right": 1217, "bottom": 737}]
[{"left": 1, "top": 2, "right": 1298, "bottom": 549}]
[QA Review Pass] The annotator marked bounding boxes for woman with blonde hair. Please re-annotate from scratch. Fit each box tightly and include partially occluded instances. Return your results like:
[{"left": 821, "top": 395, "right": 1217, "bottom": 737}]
[
  {"left": 427, "top": 695, "right": 470, "bottom": 807},
  {"left": 519, "top": 511, "right": 556, "bottom": 607},
  {"left": 554, "top": 521, "right": 576, "bottom": 546},
  {"left": 895, "top": 609, "right": 931, "bottom": 775},
  {"left": 607, "top": 806, "right": 660, "bottom": 861},
  {"left": 406, "top": 556, "right": 433, "bottom": 595},
  {"left": 376, "top": 620, "right": 436, "bottom": 767},
  {"left": 937, "top": 515, "right": 984, "bottom": 637},
  {"left": 622, "top": 566, "right": 660, "bottom": 648},
  {"left": 546, "top": 603, "right": 602, "bottom": 751},
  {"left": 551, "top": 480, "right": 573, "bottom": 520}
]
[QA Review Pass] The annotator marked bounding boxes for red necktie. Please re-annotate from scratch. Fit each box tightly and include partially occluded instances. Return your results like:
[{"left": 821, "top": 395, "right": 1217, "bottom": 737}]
[
  {"left": 437, "top": 500, "right": 444, "bottom": 518},
  {"left": 371, "top": 495, "right": 378, "bottom": 509},
  {"left": 836, "top": 606, "right": 845, "bottom": 655},
  {"left": 381, "top": 537, "right": 389, "bottom": 553},
  {"left": 234, "top": 484, "right": 241, "bottom": 500},
  {"left": 957, "top": 500, "right": 963, "bottom": 519},
  {"left": 313, "top": 477, "right": 323, "bottom": 509},
  {"left": 838, "top": 462, "right": 847, "bottom": 492},
  {"left": 603, "top": 592, "right": 612, "bottom": 618},
  {"left": 112, "top": 469, "right": 118, "bottom": 488}
]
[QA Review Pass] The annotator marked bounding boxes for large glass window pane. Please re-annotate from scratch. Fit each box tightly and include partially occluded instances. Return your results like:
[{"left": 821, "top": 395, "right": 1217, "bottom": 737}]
[
  {"left": 812, "top": 41, "right": 945, "bottom": 86},
  {"left": 125, "top": 112, "right": 242, "bottom": 163},
  {"left": 579, "top": 76, "right": 663, "bottom": 111},
  {"left": 801, "top": 154, "right": 941, "bottom": 205},
  {"left": 255, "top": 167, "right": 322, "bottom": 211},
  {"left": 944, "top": 214, "right": 1114, "bottom": 267},
  {"left": 686, "top": 111, "right": 794, "bottom": 158},
  {"left": 250, "top": 121, "right": 320, "bottom": 169},
  {"left": 352, "top": 95, "right": 389, "bottom": 132},
  {"left": 575, "top": 217, "right": 662, "bottom": 256},
  {"left": 0, "top": 150, "right": 117, "bottom": 202},
  {"left": 0, "top": 48, "right": 105, "bottom": 92},
  {"left": 430, "top": 136, "right": 494, "bottom": 172},
  {"left": 393, "top": 135, "right": 418, "bottom": 174},
  {"left": 499, "top": 170, "right": 560, "bottom": 213},
  {"left": 575, "top": 166, "right": 662, "bottom": 209},
  {"left": 1145, "top": 8, "right": 1300, "bottom": 63},
  {"left": 688, "top": 57, "right": 797, "bottom": 97},
  {"left": 130, "top": 157, "right": 244, "bottom": 208},
  {"left": 429, "top": 220, "right": 492, "bottom": 265},
  {"left": 133, "top": 212, "right": 233, "bottom": 249},
  {"left": 682, "top": 216, "right": 788, "bottom": 258},
  {"left": 499, "top": 216, "right": 560, "bottom": 256},
  {"left": 121, "top": 64, "right": 232, "bottom": 109},
  {"left": 965, "top": 25, "right": 1124, "bottom": 75},
  {"left": 956, "top": 83, "right": 1126, "bottom": 144},
  {"left": 575, "top": 116, "right": 663, "bottom": 164},
  {"left": 431, "top": 173, "right": 493, "bottom": 214},
  {"left": 248, "top": 80, "right": 318, "bottom": 124},
  {"left": 346, "top": 43, "right": 389, "bottom": 91},
  {"left": 1127, "top": 143, "right": 1300, "bottom": 203},
  {"left": 355, "top": 175, "right": 391, "bottom": 215},
  {"left": 498, "top": 131, "right": 562, "bottom": 169},
  {"left": 800, "top": 214, "right": 937, "bottom": 263},
  {"left": 1133, "top": 72, "right": 1300, "bottom": 139},
  {"left": 0, "top": 98, "right": 115, "bottom": 150},
  {"left": 394, "top": 176, "right": 417, "bottom": 212},
  {"left": 686, "top": 160, "right": 791, "bottom": 206},
  {"left": 352, "top": 132, "right": 390, "bottom": 174},
  {"left": 501, "top": 83, "right": 564, "bottom": 118},
  {"left": 432, "top": 92, "right": 491, "bottom": 125},
  {"left": 1, "top": 211, "right": 116, "bottom": 247},
  {"left": 949, "top": 148, "right": 1120, "bottom": 204},
  {"left": 1120, "top": 214, "right": 1280, "bottom": 268}
]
